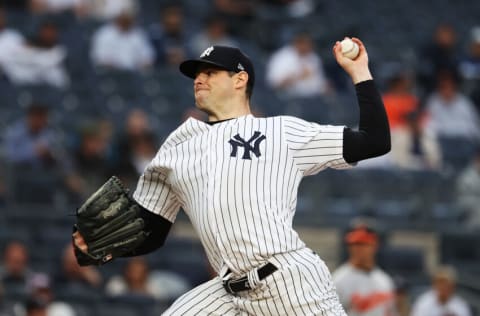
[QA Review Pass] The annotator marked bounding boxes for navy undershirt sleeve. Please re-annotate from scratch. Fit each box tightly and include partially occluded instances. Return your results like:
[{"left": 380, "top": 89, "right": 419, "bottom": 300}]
[
  {"left": 121, "top": 205, "right": 172, "bottom": 257},
  {"left": 343, "top": 80, "right": 391, "bottom": 163}
]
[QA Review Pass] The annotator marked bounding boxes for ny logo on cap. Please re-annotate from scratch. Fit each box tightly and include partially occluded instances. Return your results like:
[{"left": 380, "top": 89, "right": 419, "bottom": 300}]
[
  {"left": 237, "top": 63, "right": 244, "bottom": 71},
  {"left": 201, "top": 46, "right": 214, "bottom": 58}
]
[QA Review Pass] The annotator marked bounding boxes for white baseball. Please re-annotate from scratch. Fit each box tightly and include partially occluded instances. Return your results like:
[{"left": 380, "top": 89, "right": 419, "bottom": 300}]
[{"left": 340, "top": 38, "right": 359, "bottom": 60}]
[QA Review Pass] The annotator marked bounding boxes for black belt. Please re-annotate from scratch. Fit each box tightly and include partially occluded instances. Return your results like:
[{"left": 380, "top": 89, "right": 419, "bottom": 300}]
[{"left": 222, "top": 263, "right": 277, "bottom": 294}]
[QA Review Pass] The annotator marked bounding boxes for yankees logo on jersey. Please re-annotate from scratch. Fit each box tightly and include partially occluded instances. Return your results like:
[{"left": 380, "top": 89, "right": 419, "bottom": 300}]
[{"left": 229, "top": 131, "right": 266, "bottom": 160}]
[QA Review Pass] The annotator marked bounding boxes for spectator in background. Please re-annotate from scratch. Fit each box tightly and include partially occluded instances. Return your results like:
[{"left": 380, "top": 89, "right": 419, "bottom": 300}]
[
  {"left": 3, "top": 102, "right": 75, "bottom": 204},
  {"left": 0, "top": 241, "right": 34, "bottom": 294},
  {"left": 3, "top": 103, "right": 60, "bottom": 168},
  {"left": 410, "top": 265, "right": 471, "bottom": 316},
  {"left": 459, "top": 26, "right": 480, "bottom": 81},
  {"left": 0, "top": 8, "right": 24, "bottom": 71},
  {"left": 455, "top": 148, "right": 480, "bottom": 230},
  {"left": 54, "top": 244, "right": 102, "bottom": 293},
  {"left": 105, "top": 257, "right": 189, "bottom": 301},
  {"left": 382, "top": 73, "right": 419, "bottom": 131},
  {"left": 26, "top": 273, "right": 76, "bottom": 316},
  {"left": 392, "top": 112, "right": 442, "bottom": 170},
  {"left": 459, "top": 26, "right": 480, "bottom": 111},
  {"left": 189, "top": 15, "right": 238, "bottom": 57},
  {"left": 91, "top": 6, "right": 154, "bottom": 71},
  {"left": 0, "top": 19, "right": 69, "bottom": 88},
  {"left": 417, "top": 23, "right": 460, "bottom": 94},
  {"left": 394, "top": 276, "right": 410, "bottom": 316},
  {"left": 69, "top": 121, "right": 111, "bottom": 199},
  {"left": 382, "top": 74, "right": 441, "bottom": 170},
  {"left": 332, "top": 224, "right": 397, "bottom": 316},
  {"left": 3, "top": 103, "right": 105, "bottom": 203},
  {"left": 112, "top": 109, "right": 158, "bottom": 189},
  {"left": 425, "top": 71, "right": 480, "bottom": 141},
  {"left": 149, "top": 3, "right": 190, "bottom": 67},
  {"left": 266, "top": 32, "right": 330, "bottom": 98}
]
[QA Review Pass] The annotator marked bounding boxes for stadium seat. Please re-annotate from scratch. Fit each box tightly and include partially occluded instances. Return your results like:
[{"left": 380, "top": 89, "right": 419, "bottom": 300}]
[
  {"left": 439, "top": 231, "right": 480, "bottom": 274},
  {"left": 377, "top": 246, "right": 425, "bottom": 279},
  {"left": 372, "top": 199, "right": 415, "bottom": 224},
  {"left": 438, "top": 137, "right": 478, "bottom": 172},
  {"left": 8, "top": 166, "right": 61, "bottom": 205},
  {"left": 55, "top": 284, "right": 102, "bottom": 305},
  {"left": 0, "top": 225, "right": 32, "bottom": 246}
]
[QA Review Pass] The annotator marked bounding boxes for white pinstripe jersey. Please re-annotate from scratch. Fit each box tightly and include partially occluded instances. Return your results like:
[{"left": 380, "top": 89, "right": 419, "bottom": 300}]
[{"left": 133, "top": 114, "right": 352, "bottom": 275}]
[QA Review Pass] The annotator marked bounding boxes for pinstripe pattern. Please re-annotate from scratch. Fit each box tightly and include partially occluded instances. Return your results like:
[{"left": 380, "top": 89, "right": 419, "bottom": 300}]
[
  {"left": 163, "top": 248, "right": 347, "bottom": 315},
  {"left": 133, "top": 114, "right": 350, "bottom": 315}
]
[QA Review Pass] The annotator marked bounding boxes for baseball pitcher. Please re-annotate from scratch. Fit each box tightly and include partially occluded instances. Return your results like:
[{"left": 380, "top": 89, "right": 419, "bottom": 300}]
[{"left": 73, "top": 38, "right": 390, "bottom": 315}]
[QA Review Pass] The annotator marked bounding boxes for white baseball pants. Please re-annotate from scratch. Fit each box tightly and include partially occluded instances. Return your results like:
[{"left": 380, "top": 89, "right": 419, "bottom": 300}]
[{"left": 162, "top": 248, "right": 347, "bottom": 316}]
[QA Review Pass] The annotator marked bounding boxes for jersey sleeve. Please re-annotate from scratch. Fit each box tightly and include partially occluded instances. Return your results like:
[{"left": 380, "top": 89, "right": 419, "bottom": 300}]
[
  {"left": 133, "top": 164, "right": 180, "bottom": 223},
  {"left": 282, "top": 116, "right": 353, "bottom": 176}
]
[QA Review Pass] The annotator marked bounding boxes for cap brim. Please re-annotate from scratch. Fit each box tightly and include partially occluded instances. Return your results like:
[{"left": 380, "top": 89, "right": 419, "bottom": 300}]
[
  {"left": 345, "top": 230, "right": 378, "bottom": 244},
  {"left": 179, "top": 59, "right": 230, "bottom": 79}
]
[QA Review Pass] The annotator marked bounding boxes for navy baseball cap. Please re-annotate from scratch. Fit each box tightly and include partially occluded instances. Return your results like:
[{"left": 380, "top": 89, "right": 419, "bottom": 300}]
[{"left": 179, "top": 45, "right": 255, "bottom": 88}]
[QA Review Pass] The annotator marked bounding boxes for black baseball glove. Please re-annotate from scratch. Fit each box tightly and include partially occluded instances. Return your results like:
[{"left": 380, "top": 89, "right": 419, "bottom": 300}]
[{"left": 73, "top": 176, "right": 149, "bottom": 266}]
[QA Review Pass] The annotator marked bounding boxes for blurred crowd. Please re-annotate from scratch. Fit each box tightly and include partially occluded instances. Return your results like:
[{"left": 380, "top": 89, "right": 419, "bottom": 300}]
[
  {"left": 332, "top": 223, "right": 472, "bottom": 316},
  {"left": 0, "top": 0, "right": 478, "bottom": 223},
  {"left": 0, "top": 240, "right": 192, "bottom": 316},
  {"left": 0, "top": 223, "right": 475, "bottom": 316},
  {"left": 0, "top": 0, "right": 479, "bottom": 315}
]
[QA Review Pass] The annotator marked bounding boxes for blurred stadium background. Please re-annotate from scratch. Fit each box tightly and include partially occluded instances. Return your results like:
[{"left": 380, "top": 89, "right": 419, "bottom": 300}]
[{"left": 0, "top": 0, "right": 479, "bottom": 315}]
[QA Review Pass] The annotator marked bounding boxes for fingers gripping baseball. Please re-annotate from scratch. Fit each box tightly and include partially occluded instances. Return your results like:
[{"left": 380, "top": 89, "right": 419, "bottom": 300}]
[
  {"left": 73, "top": 231, "right": 88, "bottom": 252},
  {"left": 333, "top": 37, "right": 372, "bottom": 84}
]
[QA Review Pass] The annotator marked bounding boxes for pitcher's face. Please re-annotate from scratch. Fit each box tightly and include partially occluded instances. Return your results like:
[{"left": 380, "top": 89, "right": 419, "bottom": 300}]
[{"left": 194, "top": 66, "right": 235, "bottom": 113}]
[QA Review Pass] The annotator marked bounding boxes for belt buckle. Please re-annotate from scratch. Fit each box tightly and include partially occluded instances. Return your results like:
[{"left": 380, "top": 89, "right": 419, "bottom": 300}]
[
  {"left": 222, "top": 271, "right": 236, "bottom": 295},
  {"left": 223, "top": 279, "right": 235, "bottom": 295}
]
